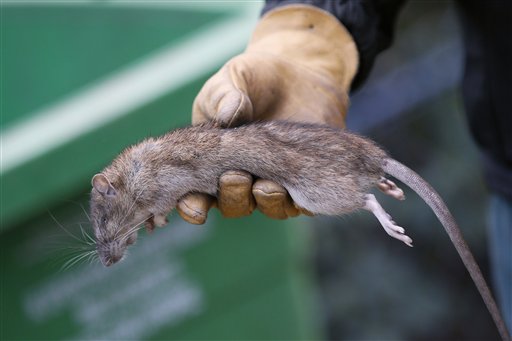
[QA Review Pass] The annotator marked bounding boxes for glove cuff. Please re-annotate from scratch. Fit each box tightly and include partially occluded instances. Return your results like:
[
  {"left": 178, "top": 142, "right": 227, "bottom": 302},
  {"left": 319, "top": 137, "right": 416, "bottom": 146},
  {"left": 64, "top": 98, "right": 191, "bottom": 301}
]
[{"left": 248, "top": 4, "right": 359, "bottom": 92}]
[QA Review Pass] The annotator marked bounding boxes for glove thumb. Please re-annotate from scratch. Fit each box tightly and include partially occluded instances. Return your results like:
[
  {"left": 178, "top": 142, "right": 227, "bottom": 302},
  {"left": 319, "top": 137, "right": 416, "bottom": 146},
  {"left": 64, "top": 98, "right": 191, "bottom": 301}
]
[{"left": 192, "top": 62, "right": 253, "bottom": 127}]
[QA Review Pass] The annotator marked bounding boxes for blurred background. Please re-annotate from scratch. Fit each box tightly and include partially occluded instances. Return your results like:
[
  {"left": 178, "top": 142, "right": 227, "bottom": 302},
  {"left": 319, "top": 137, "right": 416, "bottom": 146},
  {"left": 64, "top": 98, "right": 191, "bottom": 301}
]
[{"left": 0, "top": 1, "right": 500, "bottom": 340}]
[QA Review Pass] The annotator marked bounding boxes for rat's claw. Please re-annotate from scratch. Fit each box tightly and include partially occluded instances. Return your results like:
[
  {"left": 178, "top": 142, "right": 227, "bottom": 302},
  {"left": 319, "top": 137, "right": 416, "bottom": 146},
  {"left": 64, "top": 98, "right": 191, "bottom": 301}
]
[
  {"left": 394, "top": 233, "right": 413, "bottom": 247},
  {"left": 364, "top": 194, "right": 413, "bottom": 247},
  {"left": 394, "top": 225, "right": 405, "bottom": 234},
  {"left": 386, "top": 226, "right": 413, "bottom": 247}
]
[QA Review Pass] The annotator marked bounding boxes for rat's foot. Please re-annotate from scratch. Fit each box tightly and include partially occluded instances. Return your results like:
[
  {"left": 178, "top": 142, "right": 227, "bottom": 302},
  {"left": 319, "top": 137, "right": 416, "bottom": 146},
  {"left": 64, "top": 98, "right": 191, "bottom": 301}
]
[
  {"left": 126, "top": 232, "right": 138, "bottom": 245},
  {"left": 144, "top": 214, "right": 168, "bottom": 233},
  {"left": 378, "top": 177, "right": 405, "bottom": 200},
  {"left": 153, "top": 214, "right": 168, "bottom": 227},
  {"left": 364, "top": 194, "right": 413, "bottom": 247},
  {"left": 145, "top": 218, "right": 155, "bottom": 233}
]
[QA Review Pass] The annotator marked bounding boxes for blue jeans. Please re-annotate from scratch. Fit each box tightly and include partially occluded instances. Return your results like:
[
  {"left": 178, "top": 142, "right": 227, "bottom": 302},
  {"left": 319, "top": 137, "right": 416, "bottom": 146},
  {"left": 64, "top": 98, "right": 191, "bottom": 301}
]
[{"left": 489, "top": 193, "right": 512, "bottom": 333}]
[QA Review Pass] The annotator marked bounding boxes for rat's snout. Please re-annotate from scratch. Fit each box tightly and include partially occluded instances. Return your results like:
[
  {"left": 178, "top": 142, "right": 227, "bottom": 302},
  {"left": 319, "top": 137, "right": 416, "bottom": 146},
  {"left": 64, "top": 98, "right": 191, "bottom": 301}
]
[
  {"left": 97, "top": 241, "right": 125, "bottom": 267},
  {"left": 101, "top": 254, "right": 122, "bottom": 267}
]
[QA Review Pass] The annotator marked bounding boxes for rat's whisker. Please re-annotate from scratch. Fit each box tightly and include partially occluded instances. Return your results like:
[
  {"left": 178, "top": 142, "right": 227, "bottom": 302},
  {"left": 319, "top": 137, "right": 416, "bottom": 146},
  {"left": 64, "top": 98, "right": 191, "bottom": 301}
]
[
  {"left": 79, "top": 203, "right": 92, "bottom": 222},
  {"left": 60, "top": 255, "right": 85, "bottom": 272},
  {"left": 48, "top": 249, "right": 79, "bottom": 269},
  {"left": 49, "top": 237, "right": 97, "bottom": 270},
  {"left": 67, "top": 221, "right": 92, "bottom": 225},
  {"left": 117, "top": 188, "right": 146, "bottom": 233},
  {"left": 88, "top": 252, "right": 100, "bottom": 265},
  {"left": 116, "top": 215, "right": 150, "bottom": 242},
  {"left": 117, "top": 217, "right": 147, "bottom": 242},
  {"left": 62, "top": 222, "right": 95, "bottom": 246},
  {"left": 64, "top": 199, "right": 92, "bottom": 222},
  {"left": 62, "top": 244, "right": 96, "bottom": 252},
  {"left": 79, "top": 223, "right": 96, "bottom": 245},
  {"left": 60, "top": 250, "right": 96, "bottom": 272},
  {"left": 123, "top": 215, "right": 148, "bottom": 234},
  {"left": 84, "top": 250, "right": 99, "bottom": 265},
  {"left": 48, "top": 211, "right": 90, "bottom": 245},
  {"left": 55, "top": 245, "right": 95, "bottom": 263}
]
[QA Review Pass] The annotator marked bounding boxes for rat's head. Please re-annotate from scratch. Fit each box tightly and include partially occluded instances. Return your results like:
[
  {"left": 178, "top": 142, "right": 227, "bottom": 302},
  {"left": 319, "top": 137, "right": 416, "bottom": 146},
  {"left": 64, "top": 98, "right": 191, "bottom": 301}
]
[{"left": 90, "top": 173, "right": 144, "bottom": 267}]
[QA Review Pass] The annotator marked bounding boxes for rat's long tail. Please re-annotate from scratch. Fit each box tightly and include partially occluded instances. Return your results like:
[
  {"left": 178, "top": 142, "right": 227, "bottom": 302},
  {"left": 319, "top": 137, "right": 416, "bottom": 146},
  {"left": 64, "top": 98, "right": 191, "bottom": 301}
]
[{"left": 383, "top": 158, "right": 510, "bottom": 341}]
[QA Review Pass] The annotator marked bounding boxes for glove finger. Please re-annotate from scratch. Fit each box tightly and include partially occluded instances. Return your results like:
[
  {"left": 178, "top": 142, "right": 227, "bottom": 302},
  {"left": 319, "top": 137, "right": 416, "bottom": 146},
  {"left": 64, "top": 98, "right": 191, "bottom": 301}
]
[
  {"left": 177, "top": 193, "right": 216, "bottom": 225},
  {"left": 218, "top": 170, "right": 255, "bottom": 217},
  {"left": 252, "top": 179, "right": 299, "bottom": 219}
]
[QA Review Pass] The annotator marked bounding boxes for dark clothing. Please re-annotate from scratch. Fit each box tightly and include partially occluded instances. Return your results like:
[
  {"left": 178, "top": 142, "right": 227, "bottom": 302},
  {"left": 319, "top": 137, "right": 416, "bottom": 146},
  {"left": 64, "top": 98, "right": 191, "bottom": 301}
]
[
  {"left": 263, "top": 0, "right": 512, "bottom": 200},
  {"left": 456, "top": 0, "right": 512, "bottom": 200},
  {"left": 263, "top": 0, "right": 405, "bottom": 90}
]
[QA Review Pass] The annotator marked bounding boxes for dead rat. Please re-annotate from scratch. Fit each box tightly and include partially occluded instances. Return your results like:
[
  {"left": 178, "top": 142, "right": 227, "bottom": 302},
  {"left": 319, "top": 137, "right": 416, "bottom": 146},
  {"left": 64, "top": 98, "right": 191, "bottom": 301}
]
[{"left": 89, "top": 121, "right": 510, "bottom": 340}]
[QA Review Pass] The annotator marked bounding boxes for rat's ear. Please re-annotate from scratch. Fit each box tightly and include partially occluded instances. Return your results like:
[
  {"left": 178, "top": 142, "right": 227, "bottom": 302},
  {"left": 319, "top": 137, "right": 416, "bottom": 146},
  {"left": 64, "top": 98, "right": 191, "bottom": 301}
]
[{"left": 91, "top": 173, "right": 117, "bottom": 197}]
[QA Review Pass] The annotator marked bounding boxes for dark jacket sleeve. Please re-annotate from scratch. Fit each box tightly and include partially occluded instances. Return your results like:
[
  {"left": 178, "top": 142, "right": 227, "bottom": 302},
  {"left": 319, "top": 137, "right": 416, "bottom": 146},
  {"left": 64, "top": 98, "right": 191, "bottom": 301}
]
[
  {"left": 455, "top": 0, "right": 512, "bottom": 199},
  {"left": 262, "top": 0, "right": 405, "bottom": 90}
]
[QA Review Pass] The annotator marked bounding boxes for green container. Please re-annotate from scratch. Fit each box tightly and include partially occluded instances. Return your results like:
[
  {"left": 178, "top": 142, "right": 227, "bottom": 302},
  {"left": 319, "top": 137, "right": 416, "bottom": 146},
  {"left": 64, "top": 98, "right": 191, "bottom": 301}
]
[{"left": 1, "top": 3, "right": 320, "bottom": 340}]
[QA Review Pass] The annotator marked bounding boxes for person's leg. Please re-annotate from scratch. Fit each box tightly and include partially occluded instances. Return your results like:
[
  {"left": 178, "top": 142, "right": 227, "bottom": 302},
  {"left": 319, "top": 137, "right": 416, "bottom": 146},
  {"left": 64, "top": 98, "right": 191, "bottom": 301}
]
[{"left": 488, "top": 193, "right": 512, "bottom": 333}]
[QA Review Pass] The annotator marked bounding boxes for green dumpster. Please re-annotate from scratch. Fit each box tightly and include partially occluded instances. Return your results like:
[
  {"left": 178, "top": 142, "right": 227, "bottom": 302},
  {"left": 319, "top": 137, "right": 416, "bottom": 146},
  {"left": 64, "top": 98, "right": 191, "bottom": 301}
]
[{"left": 1, "top": 3, "right": 320, "bottom": 340}]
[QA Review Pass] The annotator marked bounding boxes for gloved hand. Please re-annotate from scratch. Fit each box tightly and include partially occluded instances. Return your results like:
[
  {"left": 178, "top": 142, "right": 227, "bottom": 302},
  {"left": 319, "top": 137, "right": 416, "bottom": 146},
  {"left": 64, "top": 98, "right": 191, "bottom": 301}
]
[{"left": 177, "top": 4, "right": 359, "bottom": 224}]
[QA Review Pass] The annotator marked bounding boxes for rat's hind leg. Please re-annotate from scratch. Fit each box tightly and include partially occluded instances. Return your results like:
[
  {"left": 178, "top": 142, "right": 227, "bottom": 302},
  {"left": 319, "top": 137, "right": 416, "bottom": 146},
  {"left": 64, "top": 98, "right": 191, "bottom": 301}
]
[
  {"left": 364, "top": 194, "right": 413, "bottom": 247},
  {"left": 378, "top": 177, "right": 405, "bottom": 200}
]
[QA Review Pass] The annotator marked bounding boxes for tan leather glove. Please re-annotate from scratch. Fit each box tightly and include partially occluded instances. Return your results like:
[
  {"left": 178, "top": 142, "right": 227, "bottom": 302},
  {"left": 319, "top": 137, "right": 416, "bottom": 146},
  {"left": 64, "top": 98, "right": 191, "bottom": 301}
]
[{"left": 177, "top": 4, "right": 359, "bottom": 224}]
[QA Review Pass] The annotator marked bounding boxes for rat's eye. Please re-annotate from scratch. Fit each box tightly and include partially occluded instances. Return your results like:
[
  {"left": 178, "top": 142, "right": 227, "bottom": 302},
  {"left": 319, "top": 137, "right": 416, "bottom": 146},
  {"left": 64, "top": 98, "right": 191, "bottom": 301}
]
[{"left": 101, "top": 216, "right": 108, "bottom": 225}]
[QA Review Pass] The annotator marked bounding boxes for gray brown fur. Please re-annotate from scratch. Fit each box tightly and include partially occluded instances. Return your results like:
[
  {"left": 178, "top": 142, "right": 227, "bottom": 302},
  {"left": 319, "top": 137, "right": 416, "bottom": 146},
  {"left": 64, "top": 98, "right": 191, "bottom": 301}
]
[
  {"left": 90, "top": 122, "right": 387, "bottom": 264},
  {"left": 90, "top": 121, "right": 509, "bottom": 340}
]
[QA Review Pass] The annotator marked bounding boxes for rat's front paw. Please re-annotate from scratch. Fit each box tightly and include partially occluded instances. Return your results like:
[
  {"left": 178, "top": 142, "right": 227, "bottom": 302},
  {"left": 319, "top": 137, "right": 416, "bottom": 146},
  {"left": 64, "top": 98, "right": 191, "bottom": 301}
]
[
  {"left": 145, "top": 217, "right": 156, "bottom": 233},
  {"left": 153, "top": 214, "right": 169, "bottom": 227},
  {"left": 145, "top": 214, "right": 168, "bottom": 233}
]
